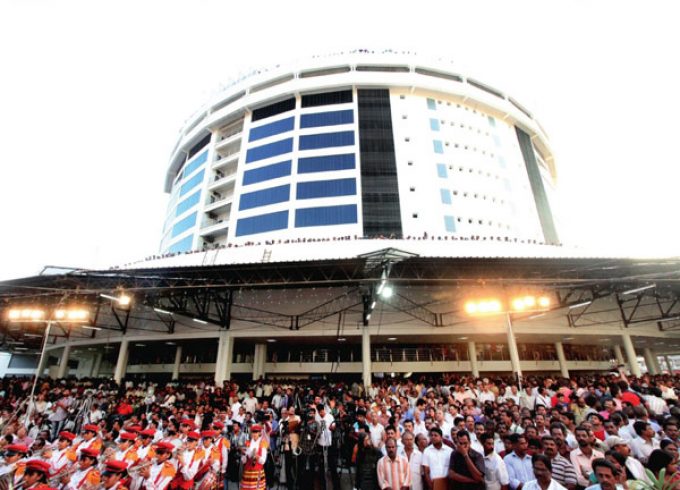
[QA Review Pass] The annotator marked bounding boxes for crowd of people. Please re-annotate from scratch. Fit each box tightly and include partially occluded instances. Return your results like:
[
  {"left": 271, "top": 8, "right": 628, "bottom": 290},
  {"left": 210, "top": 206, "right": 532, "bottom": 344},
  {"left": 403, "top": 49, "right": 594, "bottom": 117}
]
[
  {"left": 1, "top": 368, "right": 679, "bottom": 490},
  {"left": 112, "top": 233, "right": 564, "bottom": 269}
]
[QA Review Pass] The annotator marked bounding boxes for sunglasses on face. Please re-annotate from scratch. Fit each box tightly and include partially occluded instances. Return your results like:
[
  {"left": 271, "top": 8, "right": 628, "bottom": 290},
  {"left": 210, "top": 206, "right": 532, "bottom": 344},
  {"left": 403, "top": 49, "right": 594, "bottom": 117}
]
[{"left": 5, "top": 452, "right": 17, "bottom": 457}]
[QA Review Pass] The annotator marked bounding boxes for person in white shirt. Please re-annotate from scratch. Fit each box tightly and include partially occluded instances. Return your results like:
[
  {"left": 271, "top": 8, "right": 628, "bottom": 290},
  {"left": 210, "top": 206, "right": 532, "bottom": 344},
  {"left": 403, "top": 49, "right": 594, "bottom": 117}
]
[
  {"left": 368, "top": 412, "right": 386, "bottom": 449},
  {"left": 481, "top": 433, "right": 510, "bottom": 490},
  {"left": 523, "top": 454, "right": 567, "bottom": 490},
  {"left": 402, "top": 431, "right": 424, "bottom": 490},
  {"left": 422, "top": 428, "right": 453, "bottom": 489},
  {"left": 630, "top": 421, "right": 660, "bottom": 464},
  {"left": 315, "top": 404, "right": 335, "bottom": 448}
]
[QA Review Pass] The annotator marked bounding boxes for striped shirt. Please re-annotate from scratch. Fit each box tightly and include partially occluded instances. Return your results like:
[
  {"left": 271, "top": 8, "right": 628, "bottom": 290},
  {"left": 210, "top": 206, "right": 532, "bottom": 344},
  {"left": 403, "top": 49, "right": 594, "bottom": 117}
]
[
  {"left": 549, "top": 454, "right": 578, "bottom": 488},
  {"left": 377, "top": 454, "right": 411, "bottom": 490}
]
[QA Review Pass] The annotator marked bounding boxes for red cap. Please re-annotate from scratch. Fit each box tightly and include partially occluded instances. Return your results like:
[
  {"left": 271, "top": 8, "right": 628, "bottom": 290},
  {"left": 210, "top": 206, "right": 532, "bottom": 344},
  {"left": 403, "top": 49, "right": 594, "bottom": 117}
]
[
  {"left": 82, "top": 424, "right": 99, "bottom": 433},
  {"left": 6, "top": 444, "right": 29, "bottom": 454},
  {"left": 103, "top": 460, "right": 128, "bottom": 474},
  {"left": 187, "top": 431, "right": 200, "bottom": 441},
  {"left": 212, "top": 422, "right": 224, "bottom": 430},
  {"left": 201, "top": 430, "right": 217, "bottom": 439},
  {"left": 33, "top": 485, "right": 58, "bottom": 490},
  {"left": 250, "top": 424, "right": 263, "bottom": 433},
  {"left": 59, "top": 431, "right": 76, "bottom": 442},
  {"left": 140, "top": 429, "right": 155, "bottom": 438},
  {"left": 119, "top": 432, "right": 136, "bottom": 441},
  {"left": 128, "top": 425, "right": 142, "bottom": 433},
  {"left": 180, "top": 419, "right": 195, "bottom": 428},
  {"left": 80, "top": 448, "right": 100, "bottom": 459},
  {"left": 154, "top": 441, "right": 175, "bottom": 452},
  {"left": 25, "top": 460, "right": 52, "bottom": 474}
]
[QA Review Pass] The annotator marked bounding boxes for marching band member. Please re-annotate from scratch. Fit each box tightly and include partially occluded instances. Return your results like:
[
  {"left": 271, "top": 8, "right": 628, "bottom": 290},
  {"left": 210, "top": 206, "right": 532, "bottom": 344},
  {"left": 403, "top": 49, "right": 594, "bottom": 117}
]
[
  {"left": 240, "top": 424, "right": 268, "bottom": 490},
  {"left": 135, "top": 431, "right": 156, "bottom": 462},
  {"left": 100, "top": 460, "right": 128, "bottom": 490},
  {"left": 48, "top": 432, "right": 77, "bottom": 477},
  {"left": 62, "top": 448, "right": 101, "bottom": 490},
  {"left": 193, "top": 431, "right": 220, "bottom": 489},
  {"left": 112, "top": 433, "right": 139, "bottom": 469},
  {"left": 0, "top": 443, "right": 29, "bottom": 487},
  {"left": 129, "top": 442, "right": 176, "bottom": 490},
  {"left": 210, "top": 424, "right": 229, "bottom": 478},
  {"left": 75, "top": 425, "right": 103, "bottom": 457},
  {"left": 168, "top": 432, "right": 203, "bottom": 490},
  {"left": 19, "top": 460, "right": 51, "bottom": 490}
]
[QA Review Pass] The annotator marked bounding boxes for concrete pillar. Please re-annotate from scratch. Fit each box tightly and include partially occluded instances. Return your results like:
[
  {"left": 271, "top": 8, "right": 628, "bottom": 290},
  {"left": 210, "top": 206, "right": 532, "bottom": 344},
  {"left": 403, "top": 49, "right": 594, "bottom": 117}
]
[
  {"left": 665, "top": 355, "right": 673, "bottom": 373},
  {"left": 56, "top": 344, "right": 71, "bottom": 379},
  {"left": 90, "top": 352, "right": 103, "bottom": 377},
  {"left": 505, "top": 314, "right": 522, "bottom": 378},
  {"left": 653, "top": 354, "right": 662, "bottom": 374},
  {"left": 643, "top": 348, "right": 658, "bottom": 375},
  {"left": 555, "top": 341, "right": 569, "bottom": 378},
  {"left": 113, "top": 339, "right": 129, "bottom": 385},
  {"left": 613, "top": 345, "right": 626, "bottom": 366},
  {"left": 37, "top": 350, "right": 51, "bottom": 378},
  {"left": 172, "top": 345, "right": 183, "bottom": 380},
  {"left": 468, "top": 341, "right": 479, "bottom": 378},
  {"left": 621, "top": 333, "right": 641, "bottom": 377},
  {"left": 362, "top": 327, "right": 371, "bottom": 389},
  {"left": 214, "top": 332, "right": 233, "bottom": 386},
  {"left": 253, "top": 343, "right": 267, "bottom": 380}
]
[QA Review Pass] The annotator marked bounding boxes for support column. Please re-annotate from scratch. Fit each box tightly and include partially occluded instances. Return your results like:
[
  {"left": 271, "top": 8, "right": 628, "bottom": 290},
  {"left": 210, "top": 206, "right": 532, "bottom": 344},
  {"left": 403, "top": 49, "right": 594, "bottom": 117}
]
[
  {"left": 172, "top": 345, "right": 183, "bottom": 381},
  {"left": 643, "top": 348, "right": 658, "bottom": 375},
  {"left": 555, "top": 341, "right": 569, "bottom": 378},
  {"left": 214, "top": 332, "right": 233, "bottom": 386},
  {"left": 362, "top": 327, "right": 371, "bottom": 389},
  {"left": 505, "top": 314, "right": 522, "bottom": 381},
  {"left": 90, "top": 352, "right": 103, "bottom": 377},
  {"left": 468, "top": 341, "right": 479, "bottom": 378},
  {"left": 613, "top": 345, "right": 626, "bottom": 366},
  {"left": 653, "top": 354, "right": 662, "bottom": 374},
  {"left": 665, "top": 355, "right": 673, "bottom": 373},
  {"left": 37, "top": 349, "right": 51, "bottom": 378},
  {"left": 56, "top": 344, "right": 71, "bottom": 379},
  {"left": 253, "top": 343, "right": 267, "bottom": 380},
  {"left": 621, "top": 333, "right": 641, "bottom": 377},
  {"left": 113, "top": 339, "right": 129, "bottom": 385}
]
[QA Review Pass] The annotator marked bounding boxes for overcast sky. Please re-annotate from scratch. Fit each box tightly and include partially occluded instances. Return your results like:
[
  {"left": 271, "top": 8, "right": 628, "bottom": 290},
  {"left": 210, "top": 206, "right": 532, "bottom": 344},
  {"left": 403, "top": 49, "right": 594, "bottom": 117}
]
[{"left": 1, "top": 0, "right": 678, "bottom": 281}]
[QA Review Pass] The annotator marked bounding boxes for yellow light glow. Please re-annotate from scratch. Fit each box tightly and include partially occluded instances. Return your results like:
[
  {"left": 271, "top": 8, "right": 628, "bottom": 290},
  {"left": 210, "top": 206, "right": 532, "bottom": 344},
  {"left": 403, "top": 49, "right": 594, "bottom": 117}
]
[
  {"left": 464, "top": 302, "right": 478, "bottom": 314},
  {"left": 21, "top": 309, "right": 33, "bottom": 318},
  {"left": 30, "top": 310, "right": 44, "bottom": 320},
  {"left": 512, "top": 298, "right": 526, "bottom": 311},
  {"left": 66, "top": 309, "right": 88, "bottom": 321},
  {"left": 488, "top": 300, "right": 502, "bottom": 312},
  {"left": 54, "top": 310, "right": 66, "bottom": 319},
  {"left": 8, "top": 309, "right": 21, "bottom": 320},
  {"left": 538, "top": 296, "right": 551, "bottom": 308},
  {"left": 118, "top": 295, "right": 131, "bottom": 307},
  {"left": 524, "top": 296, "right": 536, "bottom": 307}
]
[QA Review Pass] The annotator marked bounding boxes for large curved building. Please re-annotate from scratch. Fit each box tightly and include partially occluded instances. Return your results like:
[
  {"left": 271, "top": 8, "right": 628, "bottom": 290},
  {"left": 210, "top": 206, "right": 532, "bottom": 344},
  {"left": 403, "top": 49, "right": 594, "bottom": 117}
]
[
  {"left": 160, "top": 50, "right": 559, "bottom": 254},
  {"left": 2, "top": 51, "right": 680, "bottom": 384}
]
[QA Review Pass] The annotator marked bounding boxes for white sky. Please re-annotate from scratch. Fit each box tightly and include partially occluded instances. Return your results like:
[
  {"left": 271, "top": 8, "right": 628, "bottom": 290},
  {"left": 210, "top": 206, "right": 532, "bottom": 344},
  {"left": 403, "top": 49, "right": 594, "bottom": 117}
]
[{"left": 1, "top": 0, "right": 679, "bottom": 281}]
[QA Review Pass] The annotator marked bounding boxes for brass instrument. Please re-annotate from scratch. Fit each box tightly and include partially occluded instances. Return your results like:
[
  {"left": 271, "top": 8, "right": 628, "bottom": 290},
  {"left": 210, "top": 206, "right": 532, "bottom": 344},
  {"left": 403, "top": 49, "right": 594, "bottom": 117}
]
[
  {"left": 127, "top": 460, "right": 154, "bottom": 476},
  {"left": 48, "top": 464, "right": 78, "bottom": 487}
]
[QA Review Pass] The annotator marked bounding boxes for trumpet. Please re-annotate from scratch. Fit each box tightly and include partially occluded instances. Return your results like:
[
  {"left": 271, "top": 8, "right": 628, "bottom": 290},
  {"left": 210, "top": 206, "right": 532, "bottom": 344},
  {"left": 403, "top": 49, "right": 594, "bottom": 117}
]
[
  {"left": 127, "top": 460, "right": 154, "bottom": 476},
  {"left": 48, "top": 464, "right": 78, "bottom": 487}
]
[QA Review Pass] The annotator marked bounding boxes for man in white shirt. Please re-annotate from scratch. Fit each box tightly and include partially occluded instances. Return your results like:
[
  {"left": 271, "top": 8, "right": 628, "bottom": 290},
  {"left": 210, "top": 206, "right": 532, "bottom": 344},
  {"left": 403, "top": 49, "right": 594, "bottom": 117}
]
[
  {"left": 630, "top": 421, "right": 659, "bottom": 464},
  {"left": 402, "top": 431, "right": 424, "bottom": 490},
  {"left": 368, "top": 412, "right": 386, "bottom": 449},
  {"left": 422, "top": 428, "right": 453, "bottom": 489},
  {"left": 481, "top": 433, "right": 509, "bottom": 490}
]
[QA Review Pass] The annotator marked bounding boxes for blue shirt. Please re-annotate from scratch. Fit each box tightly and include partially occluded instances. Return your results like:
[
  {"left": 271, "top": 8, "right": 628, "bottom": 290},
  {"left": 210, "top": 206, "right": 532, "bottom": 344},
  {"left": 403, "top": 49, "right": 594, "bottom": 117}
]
[{"left": 503, "top": 452, "right": 534, "bottom": 489}]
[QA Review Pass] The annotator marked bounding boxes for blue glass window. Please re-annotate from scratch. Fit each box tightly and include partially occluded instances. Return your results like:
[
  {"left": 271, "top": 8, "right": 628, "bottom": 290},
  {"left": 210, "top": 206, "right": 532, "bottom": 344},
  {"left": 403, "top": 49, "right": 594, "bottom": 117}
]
[
  {"left": 436, "top": 163, "right": 448, "bottom": 178},
  {"left": 243, "top": 160, "right": 292, "bottom": 185},
  {"left": 179, "top": 169, "right": 205, "bottom": 197},
  {"left": 488, "top": 116, "right": 496, "bottom": 127},
  {"left": 430, "top": 118, "right": 440, "bottom": 131},
  {"left": 297, "top": 178, "right": 356, "bottom": 199},
  {"left": 168, "top": 235, "right": 193, "bottom": 253},
  {"left": 444, "top": 215, "right": 456, "bottom": 232},
  {"left": 300, "top": 110, "right": 353, "bottom": 128},
  {"left": 440, "top": 189, "right": 452, "bottom": 205},
  {"left": 171, "top": 212, "right": 197, "bottom": 237},
  {"left": 248, "top": 116, "right": 295, "bottom": 142},
  {"left": 433, "top": 140, "right": 444, "bottom": 154},
  {"left": 235, "top": 210, "right": 288, "bottom": 236},
  {"left": 246, "top": 138, "right": 293, "bottom": 163},
  {"left": 299, "top": 131, "right": 354, "bottom": 150},
  {"left": 175, "top": 190, "right": 201, "bottom": 216},
  {"left": 295, "top": 204, "right": 358, "bottom": 228},
  {"left": 182, "top": 150, "right": 208, "bottom": 178},
  {"left": 239, "top": 184, "right": 290, "bottom": 210},
  {"left": 298, "top": 153, "right": 355, "bottom": 173},
  {"left": 427, "top": 98, "right": 436, "bottom": 110}
]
